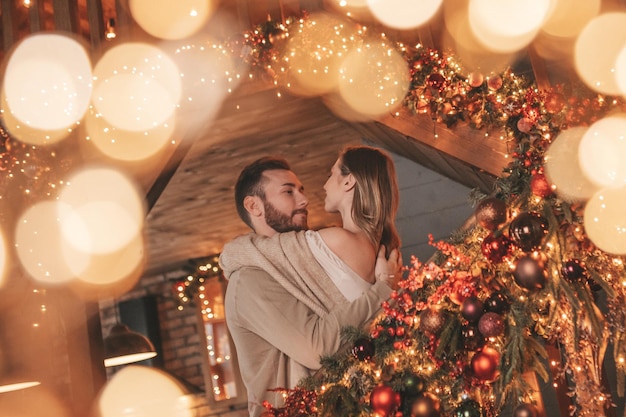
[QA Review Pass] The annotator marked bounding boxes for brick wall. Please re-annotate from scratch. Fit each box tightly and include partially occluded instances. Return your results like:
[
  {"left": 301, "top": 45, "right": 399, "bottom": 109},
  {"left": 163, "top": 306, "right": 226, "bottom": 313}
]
[{"left": 99, "top": 268, "right": 249, "bottom": 416}]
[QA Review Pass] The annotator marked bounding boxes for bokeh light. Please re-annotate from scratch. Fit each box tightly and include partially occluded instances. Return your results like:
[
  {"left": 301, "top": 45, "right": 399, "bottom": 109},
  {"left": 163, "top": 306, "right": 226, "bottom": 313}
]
[
  {"left": 0, "top": 228, "right": 6, "bottom": 289},
  {"left": 92, "top": 43, "right": 181, "bottom": 132},
  {"left": 584, "top": 186, "right": 626, "bottom": 255},
  {"left": 366, "top": 0, "right": 442, "bottom": 30},
  {"left": 84, "top": 106, "right": 175, "bottom": 162},
  {"left": 337, "top": 39, "right": 409, "bottom": 117},
  {"left": 541, "top": 0, "right": 601, "bottom": 38},
  {"left": 97, "top": 365, "right": 194, "bottom": 417},
  {"left": 1, "top": 33, "right": 92, "bottom": 144},
  {"left": 57, "top": 167, "right": 145, "bottom": 255},
  {"left": 578, "top": 114, "right": 626, "bottom": 188},
  {"left": 544, "top": 126, "right": 598, "bottom": 202},
  {"left": 129, "top": 0, "right": 216, "bottom": 40},
  {"left": 169, "top": 40, "right": 241, "bottom": 128},
  {"left": 286, "top": 12, "right": 360, "bottom": 95},
  {"left": 574, "top": 12, "right": 626, "bottom": 95},
  {"left": 468, "top": 0, "right": 550, "bottom": 53},
  {"left": 15, "top": 201, "right": 81, "bottom": 285}
]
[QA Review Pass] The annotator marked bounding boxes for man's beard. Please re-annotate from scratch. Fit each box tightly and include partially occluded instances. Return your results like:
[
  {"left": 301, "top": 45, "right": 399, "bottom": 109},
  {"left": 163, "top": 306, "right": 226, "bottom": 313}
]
[{"left": 263, "top": 200, "right": 308, "bottom": 233}]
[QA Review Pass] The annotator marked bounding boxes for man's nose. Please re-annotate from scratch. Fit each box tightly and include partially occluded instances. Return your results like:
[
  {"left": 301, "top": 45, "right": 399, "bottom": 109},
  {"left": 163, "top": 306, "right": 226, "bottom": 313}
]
[{"left": 297, "top": 192, "right": 308, "bottom": 207}]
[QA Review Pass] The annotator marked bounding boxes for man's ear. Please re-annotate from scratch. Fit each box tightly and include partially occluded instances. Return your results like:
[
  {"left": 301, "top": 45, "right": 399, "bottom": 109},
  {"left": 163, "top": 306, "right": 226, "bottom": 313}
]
[
  {"left": 243, "top": 195, "right": 264, "bottom": 218},
  {"left": 343, "top": 173, "right": 356, "bottom": 191}
]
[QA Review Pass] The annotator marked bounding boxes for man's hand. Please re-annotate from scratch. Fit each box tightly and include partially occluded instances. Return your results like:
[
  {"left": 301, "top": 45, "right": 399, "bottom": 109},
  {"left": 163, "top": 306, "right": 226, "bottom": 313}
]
[{"left": 374, "top": 246, "right": 403, "bottom": 289}]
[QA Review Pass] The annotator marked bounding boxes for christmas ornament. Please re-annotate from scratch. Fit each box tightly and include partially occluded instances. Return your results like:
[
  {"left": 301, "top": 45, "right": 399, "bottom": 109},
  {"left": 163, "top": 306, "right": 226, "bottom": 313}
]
[
  {"left": 371, "top": 384, "right": 400, "bottom": 416},
  {"left": 513, "top": 403, "right": 539, "bottom": 417},
  {"left": 484, "top": 291, "right": 509, "bottom": 313},
  {"left": 509, "top": 212, "right": 549, "bottom": 252},
  {"left": 352, "top": 337, "right": 375, "bottom": 361},
  {"left": 427, "top": 73, "right": 446, "bottom": 91},
  {"left": 481, "top": 233, "right": 512, "bottom": 263},
  {"left": 454, "top": 399, "right": 482, "bottom": 417},
  {"left": 561, "top": 259, "right": 586, "bottom": 283},
  {"left": 470, "top": 347, "right": 500, "bottom": 381},
  {"left": 513, "top": 256, "right": 546, "bottom": 291},
  {"left": 530, "top": 173, "right": 552, "bottom": 197},
  {"left": 461, "top": 324, "right": 485, "bottom": 351},
  {"left": 487, "top": 75, "right": 503, "bottom": 91},
  {"left": 475, "top": 197, "right": 507, "bottom": 230},
  {"left": 461, "top": 296, "right": 484, "bottom": 323},
  {"left": 410, "top": 392, "right": 441, "bottom": 417},
  {"left": 517, "top": 117, "right": 533, "bottom": 133},
  {"left": 401, "top": 373, "right": 425, "bottom": 397},
  {"left": 478, "top": 312, "right": 505, "bottom": 337},
  {"left": 468, "top": 72, "right": 484, "bottom": 88},
  {"left": 418, "top": 308, "right": 448, "bottom": 335}
]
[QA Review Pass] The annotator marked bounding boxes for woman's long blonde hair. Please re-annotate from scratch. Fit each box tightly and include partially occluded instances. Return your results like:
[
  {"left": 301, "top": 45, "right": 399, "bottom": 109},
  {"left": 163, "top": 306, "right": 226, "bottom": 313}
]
[{"left": 339, "top": 145, "right": 401, "bottom": 256}]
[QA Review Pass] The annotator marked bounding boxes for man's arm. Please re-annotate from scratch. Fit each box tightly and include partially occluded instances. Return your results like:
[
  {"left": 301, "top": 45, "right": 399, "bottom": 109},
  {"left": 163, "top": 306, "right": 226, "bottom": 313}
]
[{"left": 227, "top": 267, "right": 392, "bottom": 370}]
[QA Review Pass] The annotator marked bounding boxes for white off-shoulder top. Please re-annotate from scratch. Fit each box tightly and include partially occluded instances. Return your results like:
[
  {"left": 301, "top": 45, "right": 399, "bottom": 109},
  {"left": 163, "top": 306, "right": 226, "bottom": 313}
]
[{"left": 305, "top": 230, "right": 371, "bottom": 302}]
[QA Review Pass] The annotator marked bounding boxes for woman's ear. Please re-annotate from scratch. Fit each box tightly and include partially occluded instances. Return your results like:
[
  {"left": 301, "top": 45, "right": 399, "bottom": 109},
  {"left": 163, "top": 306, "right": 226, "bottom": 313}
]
[
  {"left": 243, "top": 195, "right": 264, "bottom": 218},
  {"left": 343, "top": 173, "right": 356, "bottom": 191}
]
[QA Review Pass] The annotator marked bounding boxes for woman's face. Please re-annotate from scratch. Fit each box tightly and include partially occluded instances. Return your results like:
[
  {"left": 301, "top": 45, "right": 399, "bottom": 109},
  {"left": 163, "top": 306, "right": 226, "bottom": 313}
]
[{"left": 323, "top": 158, "right": 345, "bottom": 213}]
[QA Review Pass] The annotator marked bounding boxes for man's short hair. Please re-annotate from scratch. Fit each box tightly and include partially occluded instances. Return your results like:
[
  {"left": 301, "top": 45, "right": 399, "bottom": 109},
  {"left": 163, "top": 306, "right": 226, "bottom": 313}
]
[{"left": 235, "top": 156, "right": 291, "bottom": 229}]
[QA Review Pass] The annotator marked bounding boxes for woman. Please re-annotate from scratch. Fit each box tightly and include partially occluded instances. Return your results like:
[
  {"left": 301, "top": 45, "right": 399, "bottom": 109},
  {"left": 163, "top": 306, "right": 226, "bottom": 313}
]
[{"left": 308, "top": 145, "right": 401, "bottom": 300}]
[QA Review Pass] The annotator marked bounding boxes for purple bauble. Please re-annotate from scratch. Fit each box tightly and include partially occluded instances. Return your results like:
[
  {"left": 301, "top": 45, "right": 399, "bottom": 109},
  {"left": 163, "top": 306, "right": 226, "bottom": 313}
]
[
  {"left": 484, "top": 291, "right": 510, "bottom": 314},
  {"left": 461, "top": 324, "right": 485, "bottom": 351},
  {"left": 352, "top": 337, "right": 375, "bottom": 361},
  {"left": 561, "top": 259, "right": 586, "bottom": 282},
  {"left": 461, "top": 296, "right": 484, "bottom": 323},
  {"left": 513, "top": 256, "right": 546, "bottom": 291},
  {"left": 478, "top": 312, "right": 505, "bottom": 337},
  {"left": 509, "top": 212, "right": 549, "bottom": 252}
]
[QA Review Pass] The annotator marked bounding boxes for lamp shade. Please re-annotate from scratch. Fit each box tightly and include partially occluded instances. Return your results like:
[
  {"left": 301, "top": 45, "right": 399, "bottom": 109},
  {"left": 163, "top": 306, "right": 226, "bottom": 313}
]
[{"left": 104, "top": 323, "right": 157, "bottom": 367}]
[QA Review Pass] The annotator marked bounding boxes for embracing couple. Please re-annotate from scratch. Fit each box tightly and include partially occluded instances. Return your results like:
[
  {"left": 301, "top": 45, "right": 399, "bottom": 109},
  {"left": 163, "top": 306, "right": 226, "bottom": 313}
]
[{"left": 220, "top": 145, "right": 403, "bottom": 417}]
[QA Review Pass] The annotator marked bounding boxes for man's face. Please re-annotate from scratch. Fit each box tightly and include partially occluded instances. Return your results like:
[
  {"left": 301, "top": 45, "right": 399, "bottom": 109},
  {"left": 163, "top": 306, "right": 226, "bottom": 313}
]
[{"left": 261, "top": 169, "right": 308, "bottom": 233}]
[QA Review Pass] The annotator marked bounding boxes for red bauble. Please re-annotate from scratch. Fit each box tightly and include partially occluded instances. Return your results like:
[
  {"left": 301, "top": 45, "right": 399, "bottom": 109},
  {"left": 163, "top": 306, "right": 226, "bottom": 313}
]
[
  {"left": 468, "top": 72, "right": 484, "bottom": 88},
  {"left": 513, "top": 255, "right": 546, "bottom": 291},
  {"left": 481, "top": 233, "right": 512, "bottom": 264},
  {"left": 530, "top": 173, "right": 552, "bottom": 197},
  {"left": 427, "top": 73, "right": 446, "bottom": 91},
  {"left": 471, "top": 347, "right": 500, "bottom": 381},
  {"left": 478, "top": 312, "right": 505, "bottom": 337},
  {"left": 371, "top": 384, "right": 399, "bottom": 416},
  {"left": 487, "top": 75, "right": 503, "bottom": 90},
  {"left": 410, "top": 392, "right": 441, "bottom": 417},
  {"left": 475, "top": 197, "right": 507, "bottom": 230},
  {"left": 517, "top": 117, "right": 534, "bottom": 133}
]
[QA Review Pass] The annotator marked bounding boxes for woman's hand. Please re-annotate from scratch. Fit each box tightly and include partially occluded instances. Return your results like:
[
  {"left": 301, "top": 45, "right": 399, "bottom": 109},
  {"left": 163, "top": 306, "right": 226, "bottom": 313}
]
[{"left": 374, "top": 246, "right": 403, "bottom": 289}]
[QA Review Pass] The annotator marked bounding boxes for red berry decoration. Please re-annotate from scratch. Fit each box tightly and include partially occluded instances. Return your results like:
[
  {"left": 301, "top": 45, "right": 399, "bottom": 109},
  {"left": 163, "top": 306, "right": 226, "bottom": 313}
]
[
  {"left": 410, "top": 392, "right": 441, "bottom": 417},
  {"left": 509, "top": 212, "right": 549, "bottom": 252},
  {"left": 513, "top": 255, "right": 546, "bottom": 291},
  {"left": 471, "top": 347, "right": 500, "bottom": 381},
  {"left": 530, "top": 173, "right": 552, "bottom": 197},
  {"left": 475, "top": 197, "right": 507, "bottom": 230},
  {"left": 461, "top": 296, "right": 484, "bottom": 323},
  {"left": 478, "top": 312, "right": 505, "bottom": 337},
  {"left": 561, "top": 259, "right": 586, "bottom": 283},
  {"left": 481, "top": 233, "right": 512, "bottom": 263},
  {"left": 352, "top": 337, "right": 375, "bottom": 361},
  {"left": 513, "top": 403, "right": 539, "bottom": 417},
  {"left": 371, "top": 384, "right": 399, "bottom": 416}
]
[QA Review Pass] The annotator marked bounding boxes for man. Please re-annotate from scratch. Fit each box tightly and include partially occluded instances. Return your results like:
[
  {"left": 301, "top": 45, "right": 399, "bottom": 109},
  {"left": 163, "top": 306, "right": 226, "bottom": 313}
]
[{"left": 221, "top": 156, "right": 400, "bottom": 417}]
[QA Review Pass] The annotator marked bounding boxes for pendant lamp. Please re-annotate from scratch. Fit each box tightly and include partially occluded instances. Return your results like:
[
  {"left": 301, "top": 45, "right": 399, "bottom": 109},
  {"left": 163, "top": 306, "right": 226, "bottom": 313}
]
[{"left": 103, "top": 323, "right": 157, "bottom": 367}]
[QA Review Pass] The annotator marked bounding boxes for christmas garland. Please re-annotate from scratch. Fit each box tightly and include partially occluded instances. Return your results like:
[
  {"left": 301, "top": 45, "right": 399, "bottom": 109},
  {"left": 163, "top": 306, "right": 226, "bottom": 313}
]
[{"left": 234, "top": 15, "right": 626, "bottom": 417}]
